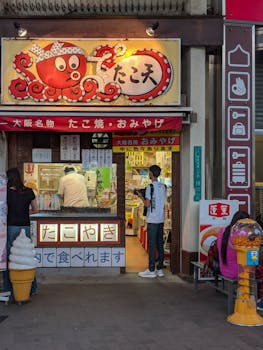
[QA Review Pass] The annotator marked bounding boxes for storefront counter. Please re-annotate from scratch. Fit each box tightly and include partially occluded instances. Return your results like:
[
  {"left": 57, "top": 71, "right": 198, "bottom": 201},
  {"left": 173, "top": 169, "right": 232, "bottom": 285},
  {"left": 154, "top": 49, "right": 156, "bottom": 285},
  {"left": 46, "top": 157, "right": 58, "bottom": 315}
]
[{"left": 30, "top": 210, "right": 125, "bottom": 269}]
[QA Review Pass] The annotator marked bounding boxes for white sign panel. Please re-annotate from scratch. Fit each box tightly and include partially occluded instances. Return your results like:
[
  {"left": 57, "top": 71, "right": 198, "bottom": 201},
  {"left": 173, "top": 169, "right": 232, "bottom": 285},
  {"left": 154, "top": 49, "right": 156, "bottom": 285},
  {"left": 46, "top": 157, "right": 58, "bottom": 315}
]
[
  {"left": 0, "top": 175, "right": 7, "bottom": 271},
  {"left": 32, "top": 148, "right": 52, "bottom": 163},
  {"left": 60, "top": 135, "right": 80, "bottom": 161}
]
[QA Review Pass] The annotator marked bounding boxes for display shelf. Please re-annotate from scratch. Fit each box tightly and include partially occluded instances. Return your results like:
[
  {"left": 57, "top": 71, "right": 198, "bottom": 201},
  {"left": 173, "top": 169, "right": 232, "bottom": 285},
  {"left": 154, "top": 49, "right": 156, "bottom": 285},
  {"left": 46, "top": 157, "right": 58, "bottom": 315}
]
[{"left": 39, "top": 188, "right": 58, "bottom": 192}]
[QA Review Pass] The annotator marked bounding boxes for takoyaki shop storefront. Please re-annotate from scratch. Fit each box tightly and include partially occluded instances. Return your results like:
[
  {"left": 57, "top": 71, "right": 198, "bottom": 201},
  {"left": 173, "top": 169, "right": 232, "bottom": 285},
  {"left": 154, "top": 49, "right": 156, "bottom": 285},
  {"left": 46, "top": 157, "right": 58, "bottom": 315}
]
[{"left": 0, "top": 38, "right": 187, "bottom": 274}]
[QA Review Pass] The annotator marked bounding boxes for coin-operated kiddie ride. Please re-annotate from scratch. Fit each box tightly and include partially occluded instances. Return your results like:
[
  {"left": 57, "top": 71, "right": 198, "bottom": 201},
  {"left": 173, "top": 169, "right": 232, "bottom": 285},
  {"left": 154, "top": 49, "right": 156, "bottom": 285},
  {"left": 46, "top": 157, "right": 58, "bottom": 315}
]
[{"left": 227, "top": 219, "right": 263, "bottom": 326}]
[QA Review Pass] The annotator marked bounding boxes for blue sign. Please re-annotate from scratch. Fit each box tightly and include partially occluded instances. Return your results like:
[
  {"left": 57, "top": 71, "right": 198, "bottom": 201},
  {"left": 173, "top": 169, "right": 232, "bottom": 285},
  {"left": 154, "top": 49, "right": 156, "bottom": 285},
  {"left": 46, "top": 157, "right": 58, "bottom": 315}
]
[{"left": 246, "top": 250, "right": 259, "bottom": 266}]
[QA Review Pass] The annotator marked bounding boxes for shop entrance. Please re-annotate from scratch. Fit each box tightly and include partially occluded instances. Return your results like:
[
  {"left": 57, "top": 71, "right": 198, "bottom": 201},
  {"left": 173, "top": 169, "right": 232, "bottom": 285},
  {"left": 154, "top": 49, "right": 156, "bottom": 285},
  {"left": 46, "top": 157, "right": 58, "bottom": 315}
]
[{"left": 125, "top": 151, "right": 172, "bottom": 273}]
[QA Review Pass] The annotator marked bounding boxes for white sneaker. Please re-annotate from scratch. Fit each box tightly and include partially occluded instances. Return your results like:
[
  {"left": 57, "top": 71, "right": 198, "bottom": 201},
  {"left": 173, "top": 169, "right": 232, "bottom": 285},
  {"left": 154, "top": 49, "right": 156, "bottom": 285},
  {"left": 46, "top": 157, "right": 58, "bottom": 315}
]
[
  {"left": 157, "top": 269, "right": 164, "bottom": 277},
  {"left": 138, "top": 269, "right": 157, "bottom": 278}
]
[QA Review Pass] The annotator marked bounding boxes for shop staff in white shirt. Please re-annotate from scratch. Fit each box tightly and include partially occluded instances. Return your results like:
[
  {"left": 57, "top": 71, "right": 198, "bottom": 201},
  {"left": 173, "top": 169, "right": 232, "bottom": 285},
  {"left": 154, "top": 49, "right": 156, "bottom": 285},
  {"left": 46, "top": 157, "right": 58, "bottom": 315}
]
[{"left": 58, "top": 165, "right": 89, "bottom": 207}]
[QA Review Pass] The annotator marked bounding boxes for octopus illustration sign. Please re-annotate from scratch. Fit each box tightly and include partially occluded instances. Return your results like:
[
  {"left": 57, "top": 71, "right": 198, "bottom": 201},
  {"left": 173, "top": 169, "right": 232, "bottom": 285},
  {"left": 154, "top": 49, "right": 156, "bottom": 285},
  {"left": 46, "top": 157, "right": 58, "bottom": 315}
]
[{"left": 1, "top": 38, "right": 180, "bottom": 106}]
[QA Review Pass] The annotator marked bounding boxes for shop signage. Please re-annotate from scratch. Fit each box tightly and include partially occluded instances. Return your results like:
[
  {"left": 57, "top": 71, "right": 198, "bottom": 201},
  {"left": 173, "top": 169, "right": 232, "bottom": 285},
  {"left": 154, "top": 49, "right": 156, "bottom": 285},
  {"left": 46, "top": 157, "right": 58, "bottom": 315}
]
[
  {"left": 0, "top": 115, "right": 182, "bottom": 133},
  {"left": 226, "top": 0, "right": 263, "bottom": 23},
  {"left": 208, "top": 202, "right": 230, "bottom": 217},
  {"left": 198, "top": 199, "right": 239, "bottom": 280},
  {"left": 2, "top": 39, "right": 180, "bottom": 106},
  {"left": 112, "top": 131, "right": 180, "bottom": 152},
  {"left": 224, "top": 25, "right": 253, "bottom": 213},
  {"left": 38, "top": 220, "right": 120, "bottom": 246},
  {"left": 193, "top": 146, "right": 202, "bottom": 201},
  {"left": 0, "top": 175, "right": 7, "bottom": 271},
  {"left": 34, "top": 247, "right": 125, "bottom": 267}
]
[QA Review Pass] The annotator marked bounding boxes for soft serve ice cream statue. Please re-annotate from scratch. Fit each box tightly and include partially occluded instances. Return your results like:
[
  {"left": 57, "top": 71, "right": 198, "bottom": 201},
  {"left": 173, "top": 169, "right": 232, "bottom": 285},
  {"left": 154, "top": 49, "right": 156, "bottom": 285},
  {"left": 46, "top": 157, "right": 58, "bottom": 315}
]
[
  {"left": 9, "top": 229, "right": 37, "bottom": 270},
  {"left": 9, "top": 229, "right": 37, "bottom": 302}
]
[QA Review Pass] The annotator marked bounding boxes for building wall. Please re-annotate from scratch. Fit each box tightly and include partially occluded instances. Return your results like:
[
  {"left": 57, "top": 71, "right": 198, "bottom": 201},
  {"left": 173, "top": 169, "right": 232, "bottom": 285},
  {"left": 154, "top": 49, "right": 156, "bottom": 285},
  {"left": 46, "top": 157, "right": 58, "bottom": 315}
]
[
  {"left": 181, "top": 47, "right": 206, "bottom": 274},
  {"left": 0, "top": 2, "right": 224, "bottom": 275}
]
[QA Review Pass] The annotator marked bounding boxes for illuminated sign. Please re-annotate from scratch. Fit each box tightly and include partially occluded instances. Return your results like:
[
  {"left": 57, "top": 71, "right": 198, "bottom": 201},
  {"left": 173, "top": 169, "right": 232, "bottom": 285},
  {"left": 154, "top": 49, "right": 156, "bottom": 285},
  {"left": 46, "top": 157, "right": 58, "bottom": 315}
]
[
  {"left": 38, "top": 220, "right": 120, "bottom": 246},
  {"left": 112, "top": 131, "right": 180, "bottom": 152},
  {"left": 2, "top": 39, "right": 180, "bottom": 106}
]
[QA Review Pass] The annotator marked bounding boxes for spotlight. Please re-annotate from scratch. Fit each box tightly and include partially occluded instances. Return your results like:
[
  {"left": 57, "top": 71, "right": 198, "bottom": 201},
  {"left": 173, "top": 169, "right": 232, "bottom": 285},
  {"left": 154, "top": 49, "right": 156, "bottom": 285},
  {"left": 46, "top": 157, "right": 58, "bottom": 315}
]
[
  {"left": 14, "top": 22, "right": 28, "bottom": 38},
  {"left": 146, "top": 22, "right": 159, "bottom": 37}
]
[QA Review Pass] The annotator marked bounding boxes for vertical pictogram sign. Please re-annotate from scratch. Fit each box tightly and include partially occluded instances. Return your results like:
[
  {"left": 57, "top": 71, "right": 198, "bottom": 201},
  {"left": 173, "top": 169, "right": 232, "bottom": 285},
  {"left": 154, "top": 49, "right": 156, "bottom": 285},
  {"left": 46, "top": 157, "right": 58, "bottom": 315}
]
[{"left": 224, "top": 25, "right": 253, "bottom": 213}]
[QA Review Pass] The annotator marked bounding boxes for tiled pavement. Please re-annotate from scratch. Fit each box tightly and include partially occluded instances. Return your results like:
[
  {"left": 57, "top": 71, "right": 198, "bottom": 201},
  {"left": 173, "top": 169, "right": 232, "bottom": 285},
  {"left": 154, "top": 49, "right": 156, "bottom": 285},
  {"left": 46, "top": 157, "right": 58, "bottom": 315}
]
[{"left": 1, "top": 271, "right": 263, "bottom": 350}]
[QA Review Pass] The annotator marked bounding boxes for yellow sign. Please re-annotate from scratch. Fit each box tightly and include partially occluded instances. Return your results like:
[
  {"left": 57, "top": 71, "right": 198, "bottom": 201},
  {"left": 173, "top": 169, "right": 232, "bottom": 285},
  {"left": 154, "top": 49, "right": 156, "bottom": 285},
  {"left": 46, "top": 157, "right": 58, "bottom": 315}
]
[
  {"left": 112, "top": 131, "right": 180, "bottom": 152},
  {"left": 2, "top": 38, "right": 180, "bottom": 106}
]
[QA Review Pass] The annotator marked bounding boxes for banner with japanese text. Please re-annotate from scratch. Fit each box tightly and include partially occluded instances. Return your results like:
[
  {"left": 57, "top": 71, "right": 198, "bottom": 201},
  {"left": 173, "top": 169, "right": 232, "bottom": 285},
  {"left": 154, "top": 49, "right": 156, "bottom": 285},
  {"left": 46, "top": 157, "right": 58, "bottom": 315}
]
[
  {"left": 0, "top": 115, "right": 182, "bottom": 133},
  {"left": 2, "top": 38, "right": 180, "bottom": 106},
  {"left": 112, "top": 131, "right": 180, "bottom": 152}
]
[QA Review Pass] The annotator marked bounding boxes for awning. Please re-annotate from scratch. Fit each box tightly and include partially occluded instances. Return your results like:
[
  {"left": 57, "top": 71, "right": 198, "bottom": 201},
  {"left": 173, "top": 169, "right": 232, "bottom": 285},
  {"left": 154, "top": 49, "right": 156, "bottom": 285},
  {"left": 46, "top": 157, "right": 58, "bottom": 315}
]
[{"left": 0, "top": 114, "right": 184, "bottom": 133}]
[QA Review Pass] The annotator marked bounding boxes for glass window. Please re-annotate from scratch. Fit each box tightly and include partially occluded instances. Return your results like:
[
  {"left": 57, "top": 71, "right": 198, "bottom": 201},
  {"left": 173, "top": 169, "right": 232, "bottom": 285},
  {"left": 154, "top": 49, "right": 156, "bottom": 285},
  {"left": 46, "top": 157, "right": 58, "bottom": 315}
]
[{"left": 23, "top": 162, "right": 117, "bottom": 213}]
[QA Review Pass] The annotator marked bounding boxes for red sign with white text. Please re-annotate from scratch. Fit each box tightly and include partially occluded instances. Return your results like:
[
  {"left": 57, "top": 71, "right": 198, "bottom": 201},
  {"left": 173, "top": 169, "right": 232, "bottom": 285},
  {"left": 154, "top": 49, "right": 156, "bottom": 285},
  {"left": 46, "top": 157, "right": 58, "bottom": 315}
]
[
  {"left": 208, "top": 203, "right": 230, "bottom": 217},
  {"left": 0, "top": 116, "right": 182, "bottom": 133}
]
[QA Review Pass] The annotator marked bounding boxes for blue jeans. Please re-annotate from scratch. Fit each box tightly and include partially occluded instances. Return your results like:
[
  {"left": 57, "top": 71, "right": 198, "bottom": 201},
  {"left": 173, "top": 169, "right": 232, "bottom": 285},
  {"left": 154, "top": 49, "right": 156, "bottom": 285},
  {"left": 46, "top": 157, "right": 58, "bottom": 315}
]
[
  {"left": 147, "top": 223, "right": 164, "bottom": 272},
  {"left": 3, "top": 226, "right": 37, "bottom": 295}
]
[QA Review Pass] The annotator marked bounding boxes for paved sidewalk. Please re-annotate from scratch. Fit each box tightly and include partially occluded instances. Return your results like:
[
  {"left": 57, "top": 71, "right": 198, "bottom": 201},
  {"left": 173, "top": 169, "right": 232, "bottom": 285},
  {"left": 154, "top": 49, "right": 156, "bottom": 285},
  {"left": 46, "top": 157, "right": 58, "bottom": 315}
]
[{"left": 1, "top": 272, "right": 263, "bottom": 350}]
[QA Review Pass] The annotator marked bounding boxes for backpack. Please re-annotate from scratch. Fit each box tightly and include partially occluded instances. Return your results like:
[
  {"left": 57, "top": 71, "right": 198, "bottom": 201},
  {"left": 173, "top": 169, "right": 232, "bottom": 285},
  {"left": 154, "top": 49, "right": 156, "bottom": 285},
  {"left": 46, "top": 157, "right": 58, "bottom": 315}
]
[
  {"left": 202, "top": 239, "right": 221, "bottom": 276},
  {"left": 143, "top": 184, "right": 154, "bottom": 216}
]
